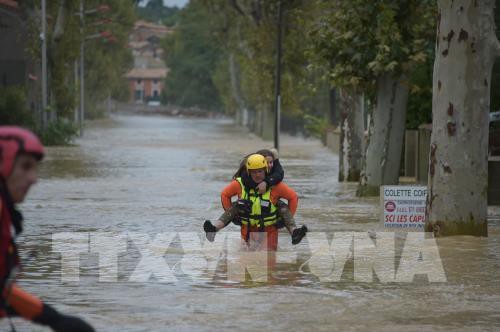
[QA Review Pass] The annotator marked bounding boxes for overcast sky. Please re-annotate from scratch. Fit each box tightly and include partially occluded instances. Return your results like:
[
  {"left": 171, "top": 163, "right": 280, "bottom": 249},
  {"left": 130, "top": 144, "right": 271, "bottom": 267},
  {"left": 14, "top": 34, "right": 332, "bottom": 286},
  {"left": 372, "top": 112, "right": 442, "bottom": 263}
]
[
  {"left": 163, "top": 0, "right": 189, "bottom": 7},
  {"left": 141, "top": 0, "right": 189, "bottom": 8}
]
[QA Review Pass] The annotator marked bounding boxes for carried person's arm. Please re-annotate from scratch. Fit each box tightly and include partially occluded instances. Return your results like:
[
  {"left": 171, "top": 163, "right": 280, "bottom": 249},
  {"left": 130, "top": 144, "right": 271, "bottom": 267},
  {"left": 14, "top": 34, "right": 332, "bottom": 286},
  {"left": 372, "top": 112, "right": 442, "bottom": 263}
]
[{"left": 265, "top": 159, "right": 284, "bottom": 187}]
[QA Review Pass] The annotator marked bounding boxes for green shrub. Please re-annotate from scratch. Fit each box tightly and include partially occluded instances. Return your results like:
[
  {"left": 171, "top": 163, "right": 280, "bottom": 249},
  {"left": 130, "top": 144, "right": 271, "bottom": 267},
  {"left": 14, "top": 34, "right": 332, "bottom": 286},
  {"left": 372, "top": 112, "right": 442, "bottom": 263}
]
[
  {"left": 38, "top": 119, "right": 78, "bottom": 146},
  {"left": 0, "top": 86, "right": 36, "bottom": 129},
  {"left": 0, "top": 87, "right": 79, "bottom": 146},
  {"left": 304, "top": 114, "right": 329, "bottom": 143},
  {"left": 85, "top": 105, "right": 107, "bottom": 120}
]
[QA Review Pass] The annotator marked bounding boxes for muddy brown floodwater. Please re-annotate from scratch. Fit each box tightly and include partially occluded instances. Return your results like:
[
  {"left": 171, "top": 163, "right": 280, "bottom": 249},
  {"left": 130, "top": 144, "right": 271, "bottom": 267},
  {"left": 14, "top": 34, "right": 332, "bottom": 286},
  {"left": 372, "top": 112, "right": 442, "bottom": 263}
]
[{"left": 8, "top": 114, "right": 500, "bottom": 331}]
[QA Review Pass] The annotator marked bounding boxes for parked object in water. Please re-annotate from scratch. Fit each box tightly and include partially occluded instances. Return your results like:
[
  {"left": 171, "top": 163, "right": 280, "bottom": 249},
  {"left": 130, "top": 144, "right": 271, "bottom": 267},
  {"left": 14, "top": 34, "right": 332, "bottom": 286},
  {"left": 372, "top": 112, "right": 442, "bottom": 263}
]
[{"left": 147, "top": 100, "right": 161, "bottom": 107}]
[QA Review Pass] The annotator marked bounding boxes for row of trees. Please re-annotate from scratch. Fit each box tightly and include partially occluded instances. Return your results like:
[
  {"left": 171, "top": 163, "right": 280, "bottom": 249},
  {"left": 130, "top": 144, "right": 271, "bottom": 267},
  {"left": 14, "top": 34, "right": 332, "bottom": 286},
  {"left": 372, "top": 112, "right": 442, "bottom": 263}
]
[
  {"left": 309, "top": 0, "right": 436, "bottom": 195},
  {"left": 162, "top": 0, "right": 435, "bottom": 189},
  {"left": 161, "top": 0, "right": 332, "bottom": 135},
  {"left": 0, "top": 1, "right": 136, "bottom": 143},
  {"left": 161, "top": 0, "right": 498, "bottom": 236},
  {"left": 38, "top": 0, "right": 135, "bottom": 118},
  {"left": 136, "top": 0, "right": 180, "bottom": 26}
]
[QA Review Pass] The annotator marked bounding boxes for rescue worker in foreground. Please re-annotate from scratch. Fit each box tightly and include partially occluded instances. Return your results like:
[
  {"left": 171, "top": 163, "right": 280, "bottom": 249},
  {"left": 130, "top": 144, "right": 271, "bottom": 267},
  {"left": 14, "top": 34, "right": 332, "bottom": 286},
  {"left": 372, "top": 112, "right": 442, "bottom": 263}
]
[
  {"left": 0, "top": 126, "right": 94, "bottom": 332},
  {"left": 204, "top": 154, "right": 307, "bottom": 250}
]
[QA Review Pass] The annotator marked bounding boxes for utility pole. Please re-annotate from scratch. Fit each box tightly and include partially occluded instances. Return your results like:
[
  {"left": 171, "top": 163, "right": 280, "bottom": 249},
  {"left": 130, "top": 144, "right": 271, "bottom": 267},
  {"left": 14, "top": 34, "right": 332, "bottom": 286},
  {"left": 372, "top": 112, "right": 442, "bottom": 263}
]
[
  {"left": 274, "top": 1, "right": 283, "bottom": 151},
  {"left": 79, "top": 0, "right": 85, "bottom": 136},
  {"left": 41, "top": 0, "right": 48, "bottom": 129},
  {"left": 76, "top": 2, "right": 112, "bottom": 136},
  {"left": 74, "top": 60, "right": 79, "bottom": 123}
]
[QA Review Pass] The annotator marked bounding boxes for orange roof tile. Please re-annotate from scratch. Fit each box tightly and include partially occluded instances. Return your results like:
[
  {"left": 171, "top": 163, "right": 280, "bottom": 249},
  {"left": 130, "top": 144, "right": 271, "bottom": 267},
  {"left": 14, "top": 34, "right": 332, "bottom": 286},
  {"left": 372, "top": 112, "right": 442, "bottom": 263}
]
[
  {"left": 126, "top": 67, "right": 168, "bottom": 79},
  {"left": 0, "top": 0, "right": 18, "bottom": 9},
  {"left": 134, "top": 20, "right": 172, "bottom": 34}
]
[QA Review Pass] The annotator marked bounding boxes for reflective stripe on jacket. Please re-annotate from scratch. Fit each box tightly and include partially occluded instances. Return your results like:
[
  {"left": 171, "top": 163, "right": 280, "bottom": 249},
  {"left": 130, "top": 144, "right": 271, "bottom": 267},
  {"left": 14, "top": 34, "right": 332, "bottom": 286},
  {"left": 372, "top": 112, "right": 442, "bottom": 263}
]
[{"left": 235, "top": 177, "right": 278, "bottom": 227}]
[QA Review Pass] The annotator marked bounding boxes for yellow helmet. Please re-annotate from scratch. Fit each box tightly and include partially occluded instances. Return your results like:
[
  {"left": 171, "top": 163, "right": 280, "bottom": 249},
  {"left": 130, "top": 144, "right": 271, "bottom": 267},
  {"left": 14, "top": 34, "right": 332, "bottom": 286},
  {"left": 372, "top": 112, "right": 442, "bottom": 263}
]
[{"left": 246, "top": 154, "right": 268, "bottom": 172}]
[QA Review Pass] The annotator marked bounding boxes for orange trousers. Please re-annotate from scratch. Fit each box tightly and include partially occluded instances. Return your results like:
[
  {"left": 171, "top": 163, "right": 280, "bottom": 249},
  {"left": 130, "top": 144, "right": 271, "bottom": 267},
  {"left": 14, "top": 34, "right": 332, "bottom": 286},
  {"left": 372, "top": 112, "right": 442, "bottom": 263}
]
[{"left": 240, "top": 225, "right": 278, "bottom": 251}]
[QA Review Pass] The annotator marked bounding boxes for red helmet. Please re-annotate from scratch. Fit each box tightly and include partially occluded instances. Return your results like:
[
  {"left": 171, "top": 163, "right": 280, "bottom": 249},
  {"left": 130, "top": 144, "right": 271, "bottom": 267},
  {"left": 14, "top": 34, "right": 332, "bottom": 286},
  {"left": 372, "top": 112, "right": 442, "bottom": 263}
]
[{"left": 0, "top": 126, "right": 45, "bottom": 178}]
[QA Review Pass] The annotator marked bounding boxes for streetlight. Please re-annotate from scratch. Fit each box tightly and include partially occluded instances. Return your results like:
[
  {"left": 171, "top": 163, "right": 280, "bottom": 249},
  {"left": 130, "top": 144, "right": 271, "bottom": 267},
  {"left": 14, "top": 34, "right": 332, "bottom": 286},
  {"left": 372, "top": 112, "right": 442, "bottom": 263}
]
[
  {"left": 274, "top": 1, "right": 283, "bottom": 151},
  {"left": 77, "top": 1, "right": 112, "bottom": 137},
  {"left": 41, "top": 0, "right": 48, "bottom": 129},
  {"left": 79, "top": 0, "right": 85, "bottom": 136}
]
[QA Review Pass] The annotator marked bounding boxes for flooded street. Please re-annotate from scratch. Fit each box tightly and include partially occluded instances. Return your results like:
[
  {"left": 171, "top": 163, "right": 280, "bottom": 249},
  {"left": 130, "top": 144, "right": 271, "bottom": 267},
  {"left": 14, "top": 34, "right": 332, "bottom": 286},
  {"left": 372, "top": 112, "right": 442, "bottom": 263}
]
[{"left": 9, "top": 114, "right": 500, "bottom": 331}]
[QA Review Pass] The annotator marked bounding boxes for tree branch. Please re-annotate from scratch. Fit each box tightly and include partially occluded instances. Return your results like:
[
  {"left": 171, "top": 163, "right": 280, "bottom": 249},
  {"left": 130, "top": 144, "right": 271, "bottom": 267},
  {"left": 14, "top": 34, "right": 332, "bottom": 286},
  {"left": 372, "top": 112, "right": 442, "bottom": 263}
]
[
  {"left": 229, "top": 0, "right": 245, "bottom": 16},
  {"left": 249, "top": 0, "right": 262, "bottom": 25},
  {"left": 51, "top": 0, "right": 66, "bottom": 44}
]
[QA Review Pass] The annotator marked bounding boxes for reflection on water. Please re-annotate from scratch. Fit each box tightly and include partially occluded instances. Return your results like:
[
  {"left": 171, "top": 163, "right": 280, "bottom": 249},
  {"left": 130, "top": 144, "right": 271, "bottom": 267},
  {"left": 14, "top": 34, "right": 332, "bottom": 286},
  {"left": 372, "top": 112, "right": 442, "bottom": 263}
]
[{"left": 8, "top": 114, "right": 500, "bottom": 331}]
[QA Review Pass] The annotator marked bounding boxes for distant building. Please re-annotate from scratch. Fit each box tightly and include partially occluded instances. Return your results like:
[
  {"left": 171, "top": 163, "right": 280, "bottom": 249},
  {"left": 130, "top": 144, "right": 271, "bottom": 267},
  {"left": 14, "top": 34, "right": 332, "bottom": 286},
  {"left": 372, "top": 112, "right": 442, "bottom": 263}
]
[
  {"left": 126, "top": 20, "right": 171, "bottom": 103},
  {"left": 126, "top": 68, "right": 167, "bottom": 103},
  {"left": 130, "top": 20, "right": 172, "bottom": 43}
]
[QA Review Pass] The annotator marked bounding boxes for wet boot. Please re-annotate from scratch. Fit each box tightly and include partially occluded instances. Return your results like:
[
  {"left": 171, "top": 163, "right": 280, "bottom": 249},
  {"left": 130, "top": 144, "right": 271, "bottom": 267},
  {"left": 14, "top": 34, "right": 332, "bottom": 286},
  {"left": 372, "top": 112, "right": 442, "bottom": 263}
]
[
  {"left": 203, "top": 220, "right": 217, "bottom": 242},
  {"left": 292, "top": 225, "right": 308, "bottom": 245}
]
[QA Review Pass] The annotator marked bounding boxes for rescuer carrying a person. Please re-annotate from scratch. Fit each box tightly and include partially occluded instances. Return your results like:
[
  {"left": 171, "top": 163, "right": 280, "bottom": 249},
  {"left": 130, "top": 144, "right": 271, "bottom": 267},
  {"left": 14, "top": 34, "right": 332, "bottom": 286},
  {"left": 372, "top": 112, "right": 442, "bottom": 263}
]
[{"left": 203, "top": 153, "right": 307, "bottom": 250}]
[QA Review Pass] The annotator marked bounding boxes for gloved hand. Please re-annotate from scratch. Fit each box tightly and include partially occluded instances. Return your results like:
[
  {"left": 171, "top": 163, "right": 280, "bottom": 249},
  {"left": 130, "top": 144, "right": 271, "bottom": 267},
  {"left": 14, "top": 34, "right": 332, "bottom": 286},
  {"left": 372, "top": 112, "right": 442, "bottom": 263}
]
[
  {"left": 203, "top": 220, "right": 217, "bottom": 242},
  {"left": 235, "top": 199, "right": 252, "bottom": 215},
  {"left": 33, "top": 303, "right": 94, "bottom": 332},
  {"left": 52, "top": 315, "right": 95, "bottom": 332}
]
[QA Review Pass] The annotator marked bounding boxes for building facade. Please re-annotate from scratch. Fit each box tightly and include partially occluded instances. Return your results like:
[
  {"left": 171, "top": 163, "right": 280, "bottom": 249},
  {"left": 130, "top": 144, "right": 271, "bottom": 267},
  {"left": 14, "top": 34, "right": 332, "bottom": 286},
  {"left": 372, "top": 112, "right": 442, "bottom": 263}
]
[
  {"left": 126, "top": 68, "right": 167, "bottom": 103},
  {"left": 126, "top": 20, "right": 170, "bottom": 103}
]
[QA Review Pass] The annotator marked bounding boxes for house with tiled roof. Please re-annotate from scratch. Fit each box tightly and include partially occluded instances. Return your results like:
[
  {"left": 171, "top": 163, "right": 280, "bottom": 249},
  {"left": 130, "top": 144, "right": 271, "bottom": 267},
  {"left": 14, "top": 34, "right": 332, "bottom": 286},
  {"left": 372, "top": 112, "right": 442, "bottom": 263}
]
[
  {"left": 126, "top": 68, "right": 167, "bottom": 102},
  {"left": 126, "top": 20, "right": 171, "bottom": 103}
]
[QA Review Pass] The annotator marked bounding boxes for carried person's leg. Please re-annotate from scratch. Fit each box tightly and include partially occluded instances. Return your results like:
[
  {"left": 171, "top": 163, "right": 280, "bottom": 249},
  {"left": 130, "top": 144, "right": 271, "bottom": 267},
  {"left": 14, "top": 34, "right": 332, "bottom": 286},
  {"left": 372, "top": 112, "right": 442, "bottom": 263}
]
[
  {"left": 276, "top": 200, "right": 296, "bottom": 234},
  {"left": 204, "top": 203, "right": 240, "bottom": 241},
  {"left": 276, "top": 200, "right": 308, "bottom": 245}
]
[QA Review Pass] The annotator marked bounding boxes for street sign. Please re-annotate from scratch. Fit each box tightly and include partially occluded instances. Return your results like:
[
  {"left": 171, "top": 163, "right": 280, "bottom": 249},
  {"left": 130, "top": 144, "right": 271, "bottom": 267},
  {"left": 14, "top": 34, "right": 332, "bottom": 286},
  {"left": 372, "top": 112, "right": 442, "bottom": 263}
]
[{"left": 380, "top": 185, "right": 427, "bottom": 230}]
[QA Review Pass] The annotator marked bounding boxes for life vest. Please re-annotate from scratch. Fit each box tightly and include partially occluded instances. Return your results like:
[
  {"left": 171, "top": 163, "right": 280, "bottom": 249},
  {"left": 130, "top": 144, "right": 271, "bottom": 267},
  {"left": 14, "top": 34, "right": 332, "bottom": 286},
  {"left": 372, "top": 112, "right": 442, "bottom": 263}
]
[
  {"left": 0, "top": 187, "right": 21, "bottom": 316},
  {"left": 235, "top": 177, "right": 278, "bottom": 229}
]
